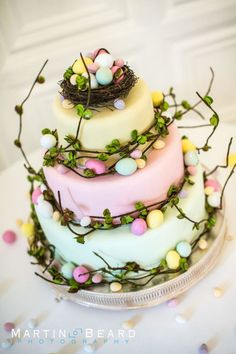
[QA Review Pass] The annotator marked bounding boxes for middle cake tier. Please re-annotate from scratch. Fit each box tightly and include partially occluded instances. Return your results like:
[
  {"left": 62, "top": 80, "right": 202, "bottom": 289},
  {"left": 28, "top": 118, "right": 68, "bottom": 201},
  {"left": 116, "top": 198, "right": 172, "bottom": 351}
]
[{"left": 44, "top": 123, "right": 184, "bottom": 219}]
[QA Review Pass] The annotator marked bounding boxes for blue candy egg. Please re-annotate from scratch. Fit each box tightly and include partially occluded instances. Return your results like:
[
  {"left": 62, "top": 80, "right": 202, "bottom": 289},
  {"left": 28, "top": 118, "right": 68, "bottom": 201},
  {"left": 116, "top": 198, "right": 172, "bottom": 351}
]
[
  {"left": 115, "top": 158, "right": 137, "bottom": 176},
  {"left": 184, "top": 151, "right": 199, "bottom": 166},
  {"left": 176, "top": 241, "right": 192, "bottom": 257},
  {"left": 61, "top": 262, "right": 75, "bottom": 279},
  {"left": 96, "top": 68, "right": 113, "bottom": 86}
]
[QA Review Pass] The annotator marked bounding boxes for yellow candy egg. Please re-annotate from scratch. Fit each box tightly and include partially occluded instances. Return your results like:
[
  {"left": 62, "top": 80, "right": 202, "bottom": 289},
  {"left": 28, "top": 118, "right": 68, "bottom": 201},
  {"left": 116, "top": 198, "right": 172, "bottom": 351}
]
[
  {"left": 181, "top": 139, "right": 196, "bottom": 153},
  {"left": 204, "top": 186, "right": 214, "bottom": 196},
  {"left": 53, "top": 211, "right": 61, "bottom": 222},
  {"left": 166, "top": 250, "right": 180, "bottom": 270},
  {"left": 136, "top": 159, "right": 146, "bottom": 169},
  {"left": 72, "top": 57, "right": 93, "bottom": 74},
  {"left": 16, "top": 219, "right": 23, "bottom": 227},
  {"left": 146, "top": 210, "right": 164, "bottom": 229},
  {"left": 21, "top": 223, "right": 34, "bottom": 238},
  {"left": 228, "top": 153, "right": 236, "bottom": 167},
  {"left": 151, "top": 91, "right": 163, "bottom": 107}
]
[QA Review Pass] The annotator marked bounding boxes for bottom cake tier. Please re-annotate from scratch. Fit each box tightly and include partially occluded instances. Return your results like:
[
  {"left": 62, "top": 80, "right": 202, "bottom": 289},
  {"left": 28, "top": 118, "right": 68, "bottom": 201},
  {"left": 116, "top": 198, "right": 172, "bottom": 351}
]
[{"left": 35, "top": 163, "right": 207, "bottom": 271}]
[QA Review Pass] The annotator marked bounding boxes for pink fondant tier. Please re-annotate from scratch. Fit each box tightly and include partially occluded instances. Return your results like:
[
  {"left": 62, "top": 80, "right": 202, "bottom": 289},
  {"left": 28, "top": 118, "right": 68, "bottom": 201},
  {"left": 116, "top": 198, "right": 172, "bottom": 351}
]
[{"left": 44, "top": 123, "right": 184, "bottom": 219}]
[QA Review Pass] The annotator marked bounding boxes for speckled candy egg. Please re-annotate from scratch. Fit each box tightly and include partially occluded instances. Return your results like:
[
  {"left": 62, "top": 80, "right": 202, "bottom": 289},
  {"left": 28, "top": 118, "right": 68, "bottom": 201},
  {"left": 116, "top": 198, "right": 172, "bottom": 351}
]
[
  {"left": 176, "top": 241, "right": 192, "bottom": 257},
  {"left": 115, "top": 158, "right": 137, "bottom": 176},
  {"left": 32, "top": 187, "right": 42, "bottom": 205},
  {"left": 96, "top": 68, "right": 113, "bottom": 85},
  {"left": 2, "top": 230, "right": 16, "bottom": 244},
  {"left": 40, "top": 134, "right": 57, "bottom": 149},
  {"left": 114, "top": 58, "right": 124, "bottom": 67},
  {"left": 111, "top": 66, "right": 124, "bottom": 83},
  {"left": 61, "top": 262, "right": 75, "bottom": 279},
  {"left": 37, "top": 200, "right": 53, "bottom": 218},
  {"left": 151, "top": 91, "right": 164, "bottom": 107},
  {"left": 85, "top": 159, "right": 106, "bottom": 175},
  {"left": 72, "top": 57, "right": 93, "bottom": 74},
  {"left": 184, "top": 151, "right": 199, "bottom": 166},
  {"left": 181, "top": 138, "right": 196, "bottom": 153},
  {"left": 146, "top": 210, "right": 164, "bottom": 229},
  {"left": 73, "top": 266, "right": 90, "bottom": 283},
  {"left": 166, "top": 250, "right": 180, "bottom": 269},
  {"left": 131, "top": 218, "right": 147, "bottom": 236},
  {"left": 94, "top": 53, "right": 114, "bottom": 68},
  {"left": 207, "top": 192, "right": 221, "bottom": 208},
  {"left": 82, "top": 72, "right": 98, "bottom": 89}
]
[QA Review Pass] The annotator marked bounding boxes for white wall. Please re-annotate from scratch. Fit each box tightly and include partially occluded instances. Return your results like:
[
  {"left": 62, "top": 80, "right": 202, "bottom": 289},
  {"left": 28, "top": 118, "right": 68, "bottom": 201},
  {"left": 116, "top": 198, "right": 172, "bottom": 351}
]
[{"left": 0, "top": 0, "right": 236, "bottom": 170}]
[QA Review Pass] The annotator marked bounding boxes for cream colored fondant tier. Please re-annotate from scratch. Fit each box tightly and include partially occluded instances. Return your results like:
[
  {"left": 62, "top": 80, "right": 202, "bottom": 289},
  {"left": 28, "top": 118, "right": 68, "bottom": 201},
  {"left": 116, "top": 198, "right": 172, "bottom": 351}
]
[
  {"left": 36, "top": 164, "right": 206, "bottom": 270},
  {"left": 54, "top": 79, "right": 154, "bottom": 149}
]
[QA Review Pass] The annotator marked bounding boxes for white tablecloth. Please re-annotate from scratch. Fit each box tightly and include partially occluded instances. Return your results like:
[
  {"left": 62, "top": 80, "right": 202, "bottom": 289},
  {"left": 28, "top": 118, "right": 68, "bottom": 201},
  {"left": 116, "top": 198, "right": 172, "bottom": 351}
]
[{"left": 0, "top": 121, "right": 236, "bottom": 354}]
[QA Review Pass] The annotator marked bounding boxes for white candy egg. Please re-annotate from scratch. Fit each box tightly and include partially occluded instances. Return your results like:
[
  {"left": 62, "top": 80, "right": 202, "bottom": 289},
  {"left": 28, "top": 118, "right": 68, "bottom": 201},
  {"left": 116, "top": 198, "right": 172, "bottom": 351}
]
[
  {"left": 184, "top": 151, "right": 199, "bottom": 166},
  {"left": 176, "top": 241, "right": 192, "bottom": 258},
  {"left": 37, "top": 200, "right": 53, "bottom": 218},
  {"left": 62, "top": 99, "right": 74, "bottom": 109},
  {"left": 80, "top": 216, "right": 91, "bottom": 227},
  {"left": 82, "top": 72, "right": 98, "bottom": 89},
  {"left": 40, "top": 134, "right": 57, "bottom": 149},
  {"left": 70, "top": 74, "right": 78, "bottom": 85},
  {"left": 207, "top": 192, "right": 221, "bottom": 208},
  {"left": 95, "top": 53, "right": 114, "bottom": 68}
]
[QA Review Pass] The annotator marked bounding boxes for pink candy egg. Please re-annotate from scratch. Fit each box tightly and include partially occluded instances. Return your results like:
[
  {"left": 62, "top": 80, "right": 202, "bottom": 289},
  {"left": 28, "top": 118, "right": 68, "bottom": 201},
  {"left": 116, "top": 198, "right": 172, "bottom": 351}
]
[
  {"left": 115, "top": 58, "right": 124, "bottom": 67},
  {"left": 93, "top": 48, "right": 108, "bottom": 58},
  {"left": 205, "top": 179, "right": 220, "bottom": 192},
  {"left": 57, "top": 164, "right": 69, "bottom": 174},
  {"left": 131, "top": 218, "right": 147, "bottom": 236},
  {"left": 4, "top": 322, "right": 15, "bottom": 332},
  {"left": 92, "top": 273, "right": 103, "bottom": 284},
  {"left": 187, "top": 165, "right": 197, "bottom": 176},
  {"left": 2, "top": 230, "right": 16, "bottom": 244},
  {"left": 87, "top": 63, "right": 99, "bottom": 73},
  {"left": 32, "top": 187, "right": 42, "bottom": 205},
  {"left": 85, "top": 159, "right": 106, "bottom": 175},
  {"left": 111, "top": 66, "right": 124, "bottom": 84},
  {"left": 73, "top": 266, "right": 90, "bottom": 284},
  {"left": 130, "top": 149, "right": 142, "bottom": 159}
]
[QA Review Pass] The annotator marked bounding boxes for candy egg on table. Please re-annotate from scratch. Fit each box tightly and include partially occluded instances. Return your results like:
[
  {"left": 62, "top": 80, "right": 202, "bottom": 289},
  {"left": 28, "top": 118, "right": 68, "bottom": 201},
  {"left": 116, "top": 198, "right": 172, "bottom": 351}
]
[
  {"left": 181, "top": 138, "right": 196, "bottom": 153},
  {"left": 198, "top": 238, "right": 208, "bottom": 250},
  {"left": 136, "top": 158, "right": 146, "bottom": 169},
  {"left": 73, "top": 266, "right": 90, "bottom": 283},
  {"left": 184, "top": 151, "right": 199, "bottom": 166},
  {"left": 72, "top": 57, "right": 93, "bottom": 74},
  {"left": 82, "top": 72, "right": 98, "bottom": 89},
  {"left": 87, "top": 62, "right": 99, "bottom": 74},
  {"left": 61, "top": 262, "right": 75, "bottom": 279},
  {"left": 69, "top": 74, "right": 78, "bottom": 85},
  {"left": 95, "top": 68, "right": 113, "bottom": 86},
  {"left": 32, "top": 187, "right": 42, "bottom": 205},
  {"left": 151, "top": 91, "right": 164, "bottom": 107},
  {"left": 85, "top": 159, "right": 106, "bottom": 175},
  {"left": 204, "top": 179, "right": 220, "bottom": 192},
  {"left": 94, "top": 53, "right": 114, "bottom": 68},
  {"left": 21, "top": 223, "right": 34, "bottom": 238},
  {"left": 114, "top": 98, "right": 125, "bottom": 110},
  {"left": 176, "top": 241, "right": 192, "bottom": 257},
  {"left": 166, "top": 250, "right": 180, "bottom": 269},
  {"left": 114, "top": 58, "right": 124, "bottom": 67},
  {"left": 146, "top": 210, "right": 164, "bottom": 229},
  {"left": 37, "top": 200, "right": 54, "bottom": 218},
  {"left": 80, "top": 216, "right": 91, "bottom": 227},
  {"left": 4, "top": 322, "right": 15, "bottom": 332},
  {"left": 131, "top": 218, "right": 147, "bottom": 236},
  {"left": 115, "top": 158, "right": 137, "bottom": 176},
  {"left": 153, "top": 140, "right": 165, "bottom": 150},
  {"left": 40, "top": 134, "right": 57, "bottom": 149},
  {"left": 111, "top": 66, "right": 124, "bottom": 83},
  {"left": 207, "top": 192, "right": 221, "bottom": 208},
  {"left": 130, "top": 149, "right": 142, "bottom": 159},
  {"left": 62, "top": 99, "right": 74, "bottom": 109},
  {"left": 2, "top": 230, "right": 16, "bottom": 244}
]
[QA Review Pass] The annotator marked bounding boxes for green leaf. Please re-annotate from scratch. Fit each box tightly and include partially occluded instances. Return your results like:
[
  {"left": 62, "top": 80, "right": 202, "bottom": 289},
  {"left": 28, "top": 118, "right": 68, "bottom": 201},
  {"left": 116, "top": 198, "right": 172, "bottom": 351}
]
[
  {"left": 204, "top": 95, "right": 213, "bottom": 105},
  {"left": 135, "top": 201, "right": 145, "bottom": 211},
  {"left": 160, "top": 101, "right": 169, "bottom": 112},
  {"left": 177, "top": 214, "right": 184, "bottom": 219},
  {"left": 167, "top": 185, "right": 177, "bottom": 198},
  {"left": 137, "top": 135, "right": 147, "bottom": 144},
  {"left": 76, "top": 74, "right": 88, "bottom": 91},
  {"left": 181, "top": 100, "right": 191, "bottom": 109},
  {"left": 76, "top": 104, "right": 85, "bottom": 117},
  {"left": 173, "top": 110, "right": 183, "bottom": 120},
  {"left": 210, "top": 114, "right": 219, "bottom": 126},
  {"left": 63, "top": 66, "right": 74, "bottom": 80},
  {"left": 131, "top": 129, "right": 138, "bottom": 141},
  {"left": 42, "top": 128, "right": 51, "bottom": 135},
  {"left": 83, "top": 109, "right": 92, "bottom": 120},
  {"left": 84, "top": 168, "right": 95, "bottom": 177},
  {"left": 75, "top": 236, "right": 85, "bottom": 244},
  {"left": 97, "top": 153, "right": 109, "bottom": 161},
  {"left": 121, "top": 215, "right": 134, "bottom": 224}
]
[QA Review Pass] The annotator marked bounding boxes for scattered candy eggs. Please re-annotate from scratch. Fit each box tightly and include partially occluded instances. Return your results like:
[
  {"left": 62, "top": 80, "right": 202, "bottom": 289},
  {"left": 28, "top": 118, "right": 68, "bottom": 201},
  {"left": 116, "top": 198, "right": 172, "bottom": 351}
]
[
  {"left": 153, "top": 140, "right": 166, "bottom": 150},
  {"left": 4, "top": 322, "right": 15, "bottom": 332},
  {"left": 198, "top": 238, "right": 208, "bottom": 250},
  {"left": 73, "top": 266, "right": 90, "bottom": 283},
  {"left": 204, "top": 179, "right": 220, "bottom": 192},
  {"left": 136, "top": 158, "right": 146, "bottom": 169},
  {"left": 204, "top": 186, "right": 214, "bottom": 196},
  {"left": 151, "top": 91, "right": 164, "bottom": 107},
  {"left": 110, "top": 282, "right": 122, "bottom": 292},
  {"left": 83, "top": 343, "right": 96, "bottom": 353},
  {"left": 92, "top": 273, "right": 103, "bottom": 284},
  {"left": 1, "top": 338, "right": 13, "bottom": 349},
  {"left": 87, "top": 62, "right": 99, "bottom": 74},
  {"left": 115, "top": 58, "right": 124, "bottom": 67},
  {"left": 207, "top": 192, "right": 221, "bottom": 208},
  {"left": 2, "top": 230, "right": 16, "bottom": 244},
  {"left": 61, "top": 262, "right": 75, "bottom": 279},
  {"left": 122, "top": 320, "right": 134, "bottom": 330},
  {"left": 181, "top": 138, "right": 196, "bottom": 153},
  {"left": 94, "top": 53, "right": 114, "bottom": 68},
  {"left": 130, "top": 149, "right": 142, "bottom": 159},
  {"left": 229, "top": 153, "right": 236, "bottom": 167},
  {"left": 198, "top": 343, "right": 209, "bottom": 354},
  {"left": 213, "top": 287, "right": 223, "bottom": 298},
  {"left": 32, "top": 187, "right": 42, "bottom": 205},
  {"left": 146, "top": 210, "right": 164, "bottom": 229},
  {"left": 40, "top": 134, "right": 57, "bottom": 149},
  {"left": 57, "top": 164, "right": 69, "bottom": 174},
  {"left": 184, "top": 151, "right": 199, "bottom": 166},
  {"left": 166, "top": 250, "right": 180, "bottom": 270},
  {"left": 52, "top": 211, "right": 61, "bottom": 222},
  {"left": 28, "top": 318, "right": 37, "bottom": 329},
  {"left": 114, "top": 98, "right": 125, "bottom": 110},
  {"left": 175, "top": 314, "right": 187, "bottom": 324},
  {"left": 178, "top": 189, "right": 188, "bottom": 199},
  {"left": 80, "top": 216, "right": 91, "bottom": 227},
  {"left": 131, "top": 218, "right": 147, "bottom": 236},
  {"left": 85, "top": 159, "right": 106, "bottom": 175},
  {"left": 62, "top": 99, "right": 74, "bottom": 109},
  {"left": 111, "top": 66, "right": 124, "bottom": 83},
  {"left": 82, "top": 72, "right": 98, "bottom": 89},
  {"left": 21, "top": 223, "right": 34, "bottom": 238},
  {"left": 166, "top": 298, "right": 179, "bottom": 308},
  {"left": 37, "top": 200, "right": 54, "bottom": 218},
  {"left": 115, "top": 158, "right": 137, "bottom": 176},
  {"left": 72, "top": 57, "right": 93, "bottom": 74},
  {"left": 70, "top": 74, "right": 78, "bottom": 86},
  {"left": 187, "top": 165, "right": 197, "bottom": 176},
  {"left": 95, "top": 68, "right": 113, "bottom": 85},
  {"left": 176, "top": 241, "right": 192, "bottom": 257}
]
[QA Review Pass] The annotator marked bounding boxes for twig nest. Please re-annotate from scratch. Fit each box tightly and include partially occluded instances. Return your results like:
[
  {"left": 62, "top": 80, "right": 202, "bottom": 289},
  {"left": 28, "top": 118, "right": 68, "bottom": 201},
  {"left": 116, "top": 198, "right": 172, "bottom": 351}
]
[
  {"left": 110, "top": 282, "right": 122, "bottom": 292},
  {"left": 130, "top": 149, "right": 142, "bottom": 159},
  {"left": 95, "top": 68, "right": 113, "bottom": 85},
  {"left": 198, "top": 238, "right": 208, "bottom": 250},
  {"left": 61, "top": 262, "right": 75, "bottom": 279},
  {"left": 184, "top": 151, "right": 199, "bottom": 166},
  {"left": 4, "top": 322, "right": 15, "bottom": 332},
  {"left": 213, "top": 287, "right": 223, "bottom": 298},
  {"left": 70, "top": 74, "right": 78, "bottom": 86},
  {"left": 151, "top": 91, "right": 163, "bottom": 107},
  {"left": 2, "top": 230, "right": 16, "bottom": 244},
  {"left": 176, "top": 241, "right": 192, "bottom": 257},
  {"left": 52, "top": 210, "right": 61, "bottom": 222},
  {"left": 131, "top": 218, "right": 147, "bottom": 236},
  {"left": 32, "top": 186, "right": 42, "bottom": 205},
  {"left": 73, "top": 266, "right": 90, "bottom": 283},
  {"left": 40, "top": 134, "right": 57, "bottom": 149},
  {"left": 92, "top": 273, "right": 103, "bottom": 284},
  {"left": 72, "top": 57, "right": 93, "bottom": 74},
  {"left": 175, "top": 314, "right": 187, "bottom": 324},
  {"left": 181, "top": 138, "right": 196, "bottom": 153},
  {"left": 122, "top": 320, "right": 134, "bottom": 330},
  {"left": 146, "top": 210, "right": 164, "bottom": 229},
  {"left": 82, "top": 73, "right": 98, "bottom": 89},
  {"left": 207, "top": 192, "right": 221, "bottom": 208},
  {"left": 204, "top": 179, "right": 220, "bottom": 192},
  {"left": 198, "top": 343, "right": 209, "bottom": 354},
  {"left": 114, "top": 98, "right": 125, "bottom": 110},
  {"left": 166, "top": 250, "right": 180, "bottom": 269},
  {"left": 136, "top": 158, "right": 146, "bottom": 169},
  {"left": 37, "top": 200, "right": 54, "bottom": 218},
  {"left": 115, "top": 158, "right": 137, "bottom": 176},
  {"left": 80, "top": 216, "right": 91, "bottom": 227},
  {"left": 21, "top": 223, "right": 34, "bottom": 238},
  {"left": 204, "top": 186, "right": 214, "bottom": 196},
  {"left": 1, "top": 338, "right": 13, "bottom": 349},
  {"left": 115, "top": 58, "right": 124, "bottom": 67},
  {"left": 28, "top": 318, "right": 37, "bottom": 329},
  {"left": 87, "top": 62, "right": 99, "bottom": 74},
  {"left": 85, "top": 159, "right": 106, "bottom": 175},
  {"left": 62, "top": 99, "right": 74, "bottom": 109},
  {"left": 153, "top": 140, "right": 165, "bottom": 150},
  {"left": 187, "top": 165, "right": 197, "bottom": 176},
  {"left": 94, "top": 53, "right": 114, "bottom": 68}
]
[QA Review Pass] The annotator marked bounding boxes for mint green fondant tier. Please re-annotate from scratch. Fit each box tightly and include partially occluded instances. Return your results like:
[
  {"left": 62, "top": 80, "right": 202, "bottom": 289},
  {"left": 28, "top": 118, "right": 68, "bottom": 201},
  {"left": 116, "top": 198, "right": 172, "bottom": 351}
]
[{"left": 36, "top": 164, "right": 206, "bottom": 270}]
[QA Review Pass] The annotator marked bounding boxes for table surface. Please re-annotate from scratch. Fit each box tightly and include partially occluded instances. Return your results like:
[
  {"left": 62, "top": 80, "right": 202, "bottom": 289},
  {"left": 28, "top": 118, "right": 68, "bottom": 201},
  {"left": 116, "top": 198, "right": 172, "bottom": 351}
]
[{"left": 0, "top": 121, "right": 236, "bottom": 354}]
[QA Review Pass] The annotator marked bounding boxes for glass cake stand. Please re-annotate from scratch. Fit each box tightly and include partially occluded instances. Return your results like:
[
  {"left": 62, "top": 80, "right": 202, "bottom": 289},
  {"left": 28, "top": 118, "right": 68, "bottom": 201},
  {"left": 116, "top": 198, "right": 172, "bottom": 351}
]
[{"left": 44, "top": 208, "right": 226, "bottom": 310}]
